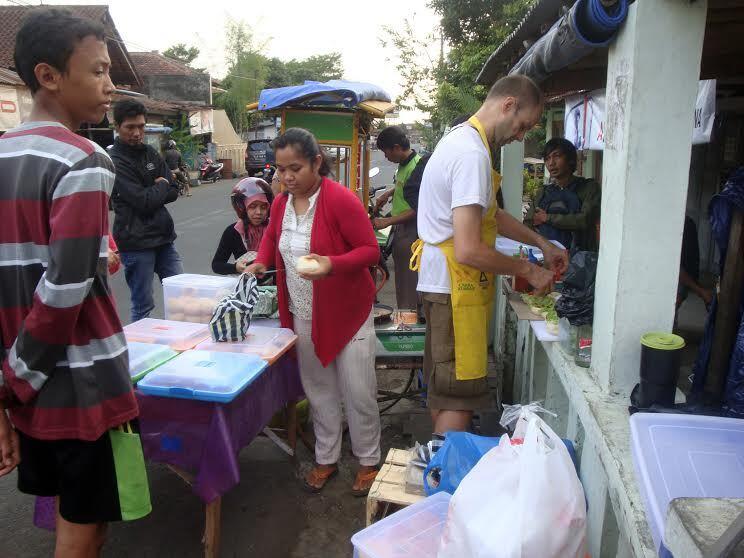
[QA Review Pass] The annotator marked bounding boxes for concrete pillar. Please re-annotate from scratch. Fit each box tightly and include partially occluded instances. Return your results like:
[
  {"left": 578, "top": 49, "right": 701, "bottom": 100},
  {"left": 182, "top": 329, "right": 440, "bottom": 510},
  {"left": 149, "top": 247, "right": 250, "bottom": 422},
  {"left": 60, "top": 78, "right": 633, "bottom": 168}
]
[
  {"left": 592, "top": 0, "right": 708, "bottom": 395},
  {"left": 500, "top": 141, "right": 525, "bottom": 218}
]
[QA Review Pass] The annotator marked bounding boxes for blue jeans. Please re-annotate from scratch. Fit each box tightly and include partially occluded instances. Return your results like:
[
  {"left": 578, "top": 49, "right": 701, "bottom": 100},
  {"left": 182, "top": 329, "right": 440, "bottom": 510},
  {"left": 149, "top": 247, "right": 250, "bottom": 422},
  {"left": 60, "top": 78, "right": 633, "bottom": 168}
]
[{"left": 120, "top": 243, "right": 183, "bottom": 323}]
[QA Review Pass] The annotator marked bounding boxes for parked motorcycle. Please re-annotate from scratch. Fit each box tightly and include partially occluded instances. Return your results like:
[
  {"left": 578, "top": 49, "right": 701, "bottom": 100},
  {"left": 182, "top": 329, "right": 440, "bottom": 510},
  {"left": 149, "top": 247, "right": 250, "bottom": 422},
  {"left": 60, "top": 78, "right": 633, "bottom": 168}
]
[{"left": 199, "top": 156, "right": 224, "bottom": 183}]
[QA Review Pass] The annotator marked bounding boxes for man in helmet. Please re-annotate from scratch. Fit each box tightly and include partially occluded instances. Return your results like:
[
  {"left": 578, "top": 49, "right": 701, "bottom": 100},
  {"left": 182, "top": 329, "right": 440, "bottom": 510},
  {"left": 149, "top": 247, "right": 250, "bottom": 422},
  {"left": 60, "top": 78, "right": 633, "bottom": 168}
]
[{"left": 164, "top": 139, "right": 191, "bottom": 197}]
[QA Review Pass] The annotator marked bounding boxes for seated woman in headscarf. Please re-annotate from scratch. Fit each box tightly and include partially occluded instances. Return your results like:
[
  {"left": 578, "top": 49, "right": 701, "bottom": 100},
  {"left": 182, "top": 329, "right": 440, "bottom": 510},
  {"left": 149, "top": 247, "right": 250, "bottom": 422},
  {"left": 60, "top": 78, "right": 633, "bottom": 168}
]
[{"left": 212, "top": 177, "right": 274, "bottom": 275}]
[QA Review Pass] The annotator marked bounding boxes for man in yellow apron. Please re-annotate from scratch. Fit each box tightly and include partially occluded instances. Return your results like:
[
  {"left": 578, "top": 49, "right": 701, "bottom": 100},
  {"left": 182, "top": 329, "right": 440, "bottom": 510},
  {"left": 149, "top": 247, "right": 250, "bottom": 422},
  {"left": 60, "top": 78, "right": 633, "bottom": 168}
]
[{"left": 412, "top": 75, "right": 568, "bottom": 435}]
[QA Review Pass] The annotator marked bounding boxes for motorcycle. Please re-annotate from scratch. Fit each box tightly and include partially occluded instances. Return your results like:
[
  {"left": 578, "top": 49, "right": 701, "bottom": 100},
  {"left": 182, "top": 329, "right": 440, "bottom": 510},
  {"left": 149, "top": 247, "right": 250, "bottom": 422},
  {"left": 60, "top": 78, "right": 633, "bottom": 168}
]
[
  {"left": 173, "top": 165, "right": 190, "bottom": 196},
  {"left": 367, "top": 167, "right": 395, "bottom": 281},
  {"left": 260, "top": 164, "right": 276, "bottom": 182},
  {"left": 199, "top": 156, "right": 224, "bottom": 183}
]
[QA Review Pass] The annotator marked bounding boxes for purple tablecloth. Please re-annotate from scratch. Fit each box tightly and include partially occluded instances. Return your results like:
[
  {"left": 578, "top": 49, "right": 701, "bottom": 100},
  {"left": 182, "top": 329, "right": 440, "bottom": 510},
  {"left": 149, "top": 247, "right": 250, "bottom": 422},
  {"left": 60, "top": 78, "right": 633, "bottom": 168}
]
[{"left": 34, "top": 352, "right": 304, "bottom": 528}]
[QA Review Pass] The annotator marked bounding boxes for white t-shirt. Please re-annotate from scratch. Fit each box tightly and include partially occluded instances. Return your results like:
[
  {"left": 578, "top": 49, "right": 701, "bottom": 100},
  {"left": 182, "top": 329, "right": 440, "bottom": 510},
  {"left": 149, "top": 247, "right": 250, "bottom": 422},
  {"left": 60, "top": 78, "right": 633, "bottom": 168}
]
[{"left": 416, "top": 125, "right": 493, "bottom": 294}]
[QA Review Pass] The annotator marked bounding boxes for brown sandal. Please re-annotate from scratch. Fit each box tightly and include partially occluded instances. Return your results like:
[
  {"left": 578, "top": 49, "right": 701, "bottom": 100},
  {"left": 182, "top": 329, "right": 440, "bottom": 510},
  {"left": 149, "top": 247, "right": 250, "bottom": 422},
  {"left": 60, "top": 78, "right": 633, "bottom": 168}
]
[
  {"left": 351, "top": 467, "right": 379, "bottom": 497},
  {"left": 302, "top": 464, "right": 338, "bottom": 493}
]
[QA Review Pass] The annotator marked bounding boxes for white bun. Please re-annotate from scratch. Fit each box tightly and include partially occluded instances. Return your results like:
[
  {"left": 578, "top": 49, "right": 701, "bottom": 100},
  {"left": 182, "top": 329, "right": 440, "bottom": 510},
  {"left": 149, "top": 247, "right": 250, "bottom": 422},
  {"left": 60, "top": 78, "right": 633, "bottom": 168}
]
[{"left": 296, "top": 256, "right": 320, "bottom": 274}]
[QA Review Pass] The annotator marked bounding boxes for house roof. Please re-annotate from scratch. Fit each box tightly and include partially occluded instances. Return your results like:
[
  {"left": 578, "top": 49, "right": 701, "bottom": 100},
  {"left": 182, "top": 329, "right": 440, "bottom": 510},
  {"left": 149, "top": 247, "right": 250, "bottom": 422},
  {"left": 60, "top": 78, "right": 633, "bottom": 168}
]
[
  {"left": 0, "top": 67, "right": 23, "bottom": 86},
  {"left": 111, "top": 92, "right": 207, "bottom": 116},
  {"left": 477, "top": 0, "right": 744, "bottom": 98},
  {"left": 129, "top": 51, "right": 204, "bottom": 77},
  {"left": 0, "top": 5, "right": 141, "bottom": 88}
]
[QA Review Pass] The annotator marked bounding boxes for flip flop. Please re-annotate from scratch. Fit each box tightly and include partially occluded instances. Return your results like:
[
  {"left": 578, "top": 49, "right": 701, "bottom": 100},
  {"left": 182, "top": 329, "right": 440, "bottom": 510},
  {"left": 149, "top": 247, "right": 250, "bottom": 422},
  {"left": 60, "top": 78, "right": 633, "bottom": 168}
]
[
  {"left": 302, "top": 464, "right": 338, "bottom": 493},
  {"left": 351, "top": 467, "right": 379, "bottom": 497}
]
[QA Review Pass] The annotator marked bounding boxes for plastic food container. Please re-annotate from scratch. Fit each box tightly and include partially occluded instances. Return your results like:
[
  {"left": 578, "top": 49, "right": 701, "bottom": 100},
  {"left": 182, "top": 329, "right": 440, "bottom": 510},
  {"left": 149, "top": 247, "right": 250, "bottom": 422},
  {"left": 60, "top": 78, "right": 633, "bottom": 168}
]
[
  {"left": 162, "top": 273, "right": 239, "bottom": 324},
  {"left": 127, "top": 341, "right": 177, "bottom": 383},
  {"left": 123, "top": 318, "right": 210, "bottom": 351},
  {"left": 195, "top": 326, "right": 297, "bottom": 364},
  {"left": 352, "top": 492, "right": 451, "bottom": 558},
  {"left": 137, "top": 350, "right": 268, "bottom": 403},
  {"left": 630, "top": 412, "right": 744, "bottom": 556}
]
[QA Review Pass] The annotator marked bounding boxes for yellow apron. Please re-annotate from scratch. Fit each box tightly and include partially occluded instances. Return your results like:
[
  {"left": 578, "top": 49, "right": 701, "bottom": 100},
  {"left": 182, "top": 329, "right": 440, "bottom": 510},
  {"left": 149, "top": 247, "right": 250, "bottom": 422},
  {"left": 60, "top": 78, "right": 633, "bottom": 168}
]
[{"left": 410, "top": 116, "right": 501, "bottom": 380}]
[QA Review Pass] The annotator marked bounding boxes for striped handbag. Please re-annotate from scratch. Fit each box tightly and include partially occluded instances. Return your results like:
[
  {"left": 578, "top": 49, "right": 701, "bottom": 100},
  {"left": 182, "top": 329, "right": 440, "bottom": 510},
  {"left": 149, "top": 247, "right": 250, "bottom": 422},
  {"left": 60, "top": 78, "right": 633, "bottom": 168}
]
[{"left": 209, "top": 273, "right": 259, "bottom": 342}]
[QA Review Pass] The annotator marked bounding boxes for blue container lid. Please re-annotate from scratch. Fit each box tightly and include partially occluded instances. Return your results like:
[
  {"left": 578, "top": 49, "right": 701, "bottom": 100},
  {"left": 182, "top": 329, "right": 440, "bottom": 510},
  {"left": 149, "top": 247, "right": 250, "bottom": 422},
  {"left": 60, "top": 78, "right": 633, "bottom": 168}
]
[{"left": 137, "top": 350, "right": 268, "bottom": 403}]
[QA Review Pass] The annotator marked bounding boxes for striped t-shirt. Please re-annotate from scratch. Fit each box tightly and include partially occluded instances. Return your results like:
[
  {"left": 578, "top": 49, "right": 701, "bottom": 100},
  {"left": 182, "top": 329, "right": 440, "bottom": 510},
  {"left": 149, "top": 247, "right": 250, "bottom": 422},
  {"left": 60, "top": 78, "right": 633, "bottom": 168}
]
[{"left": 0, "top": 121, "right": 138, "bottom": 441}]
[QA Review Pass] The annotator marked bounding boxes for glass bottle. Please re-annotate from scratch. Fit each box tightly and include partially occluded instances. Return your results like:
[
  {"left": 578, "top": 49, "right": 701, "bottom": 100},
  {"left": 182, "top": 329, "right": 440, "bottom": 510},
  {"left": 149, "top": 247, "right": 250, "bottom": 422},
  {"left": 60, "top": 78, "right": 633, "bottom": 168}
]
[{"left": 575, "top": 324, "right": 593, "bottom": 368}]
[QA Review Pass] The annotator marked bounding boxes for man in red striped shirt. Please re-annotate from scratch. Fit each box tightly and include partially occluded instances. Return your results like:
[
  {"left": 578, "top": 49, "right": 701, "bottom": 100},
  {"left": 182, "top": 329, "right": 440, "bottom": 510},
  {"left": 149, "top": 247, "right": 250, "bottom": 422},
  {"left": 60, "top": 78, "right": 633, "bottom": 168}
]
[{"left": 0, "top": 8, "right": 149, "bottom": 556}]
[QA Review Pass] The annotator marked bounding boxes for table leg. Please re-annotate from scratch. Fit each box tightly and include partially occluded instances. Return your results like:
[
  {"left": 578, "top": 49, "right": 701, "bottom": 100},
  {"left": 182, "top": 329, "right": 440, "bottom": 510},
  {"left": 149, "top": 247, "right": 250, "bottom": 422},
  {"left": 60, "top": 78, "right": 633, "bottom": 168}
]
[
  {"left": 297, "top": 422, "right": 315, "bottom": 452},
  {"left": 286, "top": 402, "right": 298, "bottom": 456},
  {"left": 203, "top": 497, "right": 222, "bottom": 558}
]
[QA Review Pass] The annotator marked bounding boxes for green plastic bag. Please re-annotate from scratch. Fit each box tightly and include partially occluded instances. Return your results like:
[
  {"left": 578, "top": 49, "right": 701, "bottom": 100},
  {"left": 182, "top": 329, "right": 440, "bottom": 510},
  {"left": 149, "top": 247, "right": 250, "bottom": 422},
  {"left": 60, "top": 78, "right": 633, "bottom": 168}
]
[{"left": 109, "top": 423, "right": 152, "bottom": 521}]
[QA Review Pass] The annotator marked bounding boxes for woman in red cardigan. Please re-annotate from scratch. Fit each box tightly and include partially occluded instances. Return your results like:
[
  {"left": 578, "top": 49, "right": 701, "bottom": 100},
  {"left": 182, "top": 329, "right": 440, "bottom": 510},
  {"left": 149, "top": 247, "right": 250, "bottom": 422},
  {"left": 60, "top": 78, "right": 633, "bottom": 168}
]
[{"left": 248, "top": 128, "right": 381, "bottom": 495}]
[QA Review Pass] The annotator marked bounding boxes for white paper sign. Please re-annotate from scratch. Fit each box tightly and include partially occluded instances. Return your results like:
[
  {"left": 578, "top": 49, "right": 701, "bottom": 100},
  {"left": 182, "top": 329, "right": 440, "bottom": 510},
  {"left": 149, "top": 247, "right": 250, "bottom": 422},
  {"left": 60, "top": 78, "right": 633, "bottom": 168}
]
[
  {"left": 0, "top": 85, "right": 32, "bottom": 131},
  {"left": 564, "top": 80, "right": 716, "bottom": 150},
  {"left": 692, "top": 79, "right": 716, "bottom": 145}
]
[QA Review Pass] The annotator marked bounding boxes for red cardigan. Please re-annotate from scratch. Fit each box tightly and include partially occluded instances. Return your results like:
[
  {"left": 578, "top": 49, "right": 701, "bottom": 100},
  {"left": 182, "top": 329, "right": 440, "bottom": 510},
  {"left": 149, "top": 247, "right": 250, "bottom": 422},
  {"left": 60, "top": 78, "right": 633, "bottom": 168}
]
[{"left": 256, "top": 177, "right": 379, "bottom": 366}]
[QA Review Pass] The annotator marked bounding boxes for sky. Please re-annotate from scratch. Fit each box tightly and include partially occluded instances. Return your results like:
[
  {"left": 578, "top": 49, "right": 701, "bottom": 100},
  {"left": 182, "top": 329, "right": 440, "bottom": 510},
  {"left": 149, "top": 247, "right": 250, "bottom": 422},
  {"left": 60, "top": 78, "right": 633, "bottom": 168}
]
[{"left": 16, "top": 0, "right": 442, "bottom": 122}]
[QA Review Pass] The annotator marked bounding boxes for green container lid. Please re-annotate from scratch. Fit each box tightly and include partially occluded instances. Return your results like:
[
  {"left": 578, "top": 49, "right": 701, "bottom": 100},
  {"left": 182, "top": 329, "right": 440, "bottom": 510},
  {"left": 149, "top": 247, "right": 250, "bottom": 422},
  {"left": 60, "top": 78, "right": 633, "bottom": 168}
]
[{"left": 641, "top": 332, "right": 685, "bottom": 351}]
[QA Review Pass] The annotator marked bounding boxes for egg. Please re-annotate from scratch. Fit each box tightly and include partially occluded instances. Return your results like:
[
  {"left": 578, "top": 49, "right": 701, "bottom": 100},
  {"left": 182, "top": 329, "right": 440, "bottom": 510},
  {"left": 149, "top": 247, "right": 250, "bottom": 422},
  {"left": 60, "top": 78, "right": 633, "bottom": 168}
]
[
  {"left": 296, "top": 255, "right": 320, "bottom": 274},
  {"left": 198, "top": 298, "right": 216, "bottom": 316},
  {"left": 180, "top": 296, "right": 198, "bottom": 313},
  {"left": 167, "top": 296, "right": 185, "bottom": 314}
]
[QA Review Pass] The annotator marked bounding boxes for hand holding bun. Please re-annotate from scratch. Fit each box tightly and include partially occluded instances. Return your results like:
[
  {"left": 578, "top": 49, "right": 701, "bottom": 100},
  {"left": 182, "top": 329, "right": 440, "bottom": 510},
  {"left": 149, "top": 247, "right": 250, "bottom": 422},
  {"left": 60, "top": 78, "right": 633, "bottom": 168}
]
[{"left": 295, "top": 254, "right": 331, "bottom": 280}]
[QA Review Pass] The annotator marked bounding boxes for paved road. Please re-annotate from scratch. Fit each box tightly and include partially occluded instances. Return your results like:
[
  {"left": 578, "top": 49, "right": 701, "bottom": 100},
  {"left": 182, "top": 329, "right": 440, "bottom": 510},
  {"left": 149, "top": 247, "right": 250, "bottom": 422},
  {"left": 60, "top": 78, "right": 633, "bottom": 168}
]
[
  {"left": 112, "top": 150, "right": 397, "bottom": 324},
  {"left": 0, "top": 151, "right": 407, "bottom": 558}
]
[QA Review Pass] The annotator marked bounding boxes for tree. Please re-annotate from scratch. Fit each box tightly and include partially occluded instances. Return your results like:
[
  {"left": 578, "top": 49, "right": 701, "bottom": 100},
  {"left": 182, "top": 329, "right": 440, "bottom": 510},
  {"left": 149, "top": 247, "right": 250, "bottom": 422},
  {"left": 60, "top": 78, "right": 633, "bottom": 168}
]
[
  {"left": 381, "top": 0, "right": 535, "bottom": 143},
  {"left": 215, "top": 19, "right": 267, "bottom": 134},
  {"left": 163, "top": 43, "right": 200, "bottom": 66},
  {"left": 264, "top": 53, "right": 343, "bottom": 89}
]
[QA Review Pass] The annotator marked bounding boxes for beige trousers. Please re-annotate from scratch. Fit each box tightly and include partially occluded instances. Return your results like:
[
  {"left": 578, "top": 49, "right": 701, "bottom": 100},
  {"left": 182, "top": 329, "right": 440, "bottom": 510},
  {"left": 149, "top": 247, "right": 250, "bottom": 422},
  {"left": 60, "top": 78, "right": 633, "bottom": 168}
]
[{"left": 293, "top": 311, "right": 381, "bottom": 466}]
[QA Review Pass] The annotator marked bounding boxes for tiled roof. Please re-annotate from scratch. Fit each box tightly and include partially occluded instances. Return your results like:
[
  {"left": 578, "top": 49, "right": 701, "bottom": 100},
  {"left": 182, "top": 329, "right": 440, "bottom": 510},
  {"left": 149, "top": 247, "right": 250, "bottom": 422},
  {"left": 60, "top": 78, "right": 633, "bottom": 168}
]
[
  {"left": 0, "top": 5, "right": 141, "bottom": 87},
  {"left": 129, "top": 51, "right": 203, "bottom": 77}
]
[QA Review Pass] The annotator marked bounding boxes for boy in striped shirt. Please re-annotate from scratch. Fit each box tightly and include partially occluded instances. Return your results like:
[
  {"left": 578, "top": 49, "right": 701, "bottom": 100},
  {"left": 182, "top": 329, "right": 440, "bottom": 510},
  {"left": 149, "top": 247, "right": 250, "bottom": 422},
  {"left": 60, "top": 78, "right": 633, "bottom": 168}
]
[{"left": 0, "top": 8, "right": 149, "bottom": 556}]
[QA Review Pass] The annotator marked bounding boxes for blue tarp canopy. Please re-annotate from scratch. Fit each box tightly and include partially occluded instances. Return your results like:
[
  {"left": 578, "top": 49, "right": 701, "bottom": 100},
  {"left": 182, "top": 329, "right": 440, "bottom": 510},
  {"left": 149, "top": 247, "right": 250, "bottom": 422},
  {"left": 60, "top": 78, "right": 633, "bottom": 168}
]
[{"left": 257, "top": 80, "right": 391, "bottom": 111}]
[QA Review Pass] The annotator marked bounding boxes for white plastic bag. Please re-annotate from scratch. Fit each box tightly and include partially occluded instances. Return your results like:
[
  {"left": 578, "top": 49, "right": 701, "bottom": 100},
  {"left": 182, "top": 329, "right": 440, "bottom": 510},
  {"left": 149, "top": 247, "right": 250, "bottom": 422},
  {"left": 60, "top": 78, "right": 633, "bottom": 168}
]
[{"left": 437, "top": 414, "right": 586, "bottom": 558}]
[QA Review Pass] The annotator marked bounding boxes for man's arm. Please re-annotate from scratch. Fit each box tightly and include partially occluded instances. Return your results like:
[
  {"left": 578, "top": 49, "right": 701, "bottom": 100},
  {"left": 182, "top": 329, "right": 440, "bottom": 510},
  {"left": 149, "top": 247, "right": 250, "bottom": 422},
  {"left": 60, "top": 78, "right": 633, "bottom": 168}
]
[
  {"left": 548, "top": 181, "right": 601, "bottom": 230},
  {"left": 453, "top": 205, "right": 554, "bottom": 289},
  {"left": 680, "top": 268, "right": 713, "bottom": 306},
  {"left": 113, "top": 158, "right": 177, "bottom": 215},
  {"left": 0, "top": 153, "right": 112, "bottom": 406},
  {"left": 496, "top": 208, "right": 569, "bottom": 274},
  {"left": 373, "top": 209, "right": 415, "bottom": 229}
]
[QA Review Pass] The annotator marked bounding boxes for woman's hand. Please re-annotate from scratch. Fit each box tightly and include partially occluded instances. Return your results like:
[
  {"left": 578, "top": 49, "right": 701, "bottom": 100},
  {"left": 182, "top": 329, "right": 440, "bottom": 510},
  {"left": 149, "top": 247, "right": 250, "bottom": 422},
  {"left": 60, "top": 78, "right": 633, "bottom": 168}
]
[
  {"left": 299, "top": 254, "right": 332, "bottom": 280},
  {"left": 540, "top": 241, "right": 569, "bottom": 275},
  {"left": 107, "top": 250, "right": 120, "bottom": 274},
  {"left": 245, "top": 262, "right": 267, "bottom": 277},
  {"left": 235, "top": 259, "right": 249, "bottom": 273}
]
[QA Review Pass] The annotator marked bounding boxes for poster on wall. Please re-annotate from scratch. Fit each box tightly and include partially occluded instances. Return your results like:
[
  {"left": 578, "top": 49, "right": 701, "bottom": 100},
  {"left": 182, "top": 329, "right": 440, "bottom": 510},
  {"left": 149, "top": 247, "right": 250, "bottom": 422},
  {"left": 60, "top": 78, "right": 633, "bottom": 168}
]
[
  {"left": 189, "top": 109, "right": 214, "bottom": 135},
  {"left": 564, "top": 80, "right": 716, "bottom": 150}
]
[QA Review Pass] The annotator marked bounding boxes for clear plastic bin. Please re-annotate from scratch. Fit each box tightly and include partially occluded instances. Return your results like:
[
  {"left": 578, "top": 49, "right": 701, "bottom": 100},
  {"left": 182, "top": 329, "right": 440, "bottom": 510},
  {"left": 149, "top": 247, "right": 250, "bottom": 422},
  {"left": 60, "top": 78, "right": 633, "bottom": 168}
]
[
  {"left": 127, "top": 341, "right": 177, "bottom": 383},
  {"left": 162, "top": 273, "right": 239, "bottom": 324},
  {"left": 630, "top": 413, "right": 744, "bottom": 556},
  {"left": 136, "top": 350, "right": 268, "bottom": 403},
  {"left": 123, "top": 318, "right": 210, "bottom": 351},
  {"left": 351, "top": 492, "right": 451, "bottom": 558},
  {"left": 195, "top": 326, "right": 297, "bottom": 364}
]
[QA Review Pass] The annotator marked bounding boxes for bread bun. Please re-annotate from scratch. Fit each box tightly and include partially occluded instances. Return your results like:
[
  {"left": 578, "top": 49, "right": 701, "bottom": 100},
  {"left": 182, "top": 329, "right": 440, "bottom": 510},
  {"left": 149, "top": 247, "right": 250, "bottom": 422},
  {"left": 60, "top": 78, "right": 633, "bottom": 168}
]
[{"left": 296, "top": 256, "right": 320, "bottom": 274}]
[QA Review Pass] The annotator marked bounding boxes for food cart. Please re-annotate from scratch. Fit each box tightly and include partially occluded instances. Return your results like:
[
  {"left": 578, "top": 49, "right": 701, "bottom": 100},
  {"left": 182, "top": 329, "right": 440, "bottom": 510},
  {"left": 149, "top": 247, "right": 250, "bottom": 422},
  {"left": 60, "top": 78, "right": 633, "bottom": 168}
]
[{"left": 247, "top": 79, "right": 395, "bottom": 208}]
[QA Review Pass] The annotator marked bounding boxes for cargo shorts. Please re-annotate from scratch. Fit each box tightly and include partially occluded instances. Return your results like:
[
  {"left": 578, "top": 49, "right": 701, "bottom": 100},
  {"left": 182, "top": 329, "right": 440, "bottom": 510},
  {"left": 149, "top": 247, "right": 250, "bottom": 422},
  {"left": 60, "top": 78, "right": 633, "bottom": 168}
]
[{"left": 422, "top": 292, "right": 493, "bottom": 411}]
